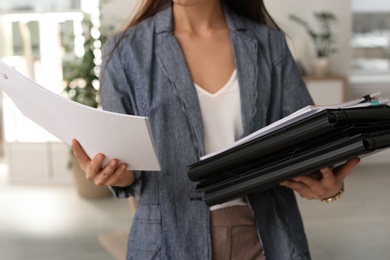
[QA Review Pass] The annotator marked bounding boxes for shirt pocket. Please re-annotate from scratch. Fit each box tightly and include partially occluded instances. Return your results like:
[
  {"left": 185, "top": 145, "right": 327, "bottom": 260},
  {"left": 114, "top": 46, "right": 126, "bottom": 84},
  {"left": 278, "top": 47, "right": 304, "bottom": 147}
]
[{"left": 128, "top": 204, "right": 162, "bottom": 259}]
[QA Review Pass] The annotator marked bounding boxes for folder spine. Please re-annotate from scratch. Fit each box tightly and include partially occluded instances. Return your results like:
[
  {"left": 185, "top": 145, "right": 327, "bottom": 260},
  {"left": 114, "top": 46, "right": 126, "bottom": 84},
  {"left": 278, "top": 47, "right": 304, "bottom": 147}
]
[
  {"left": 203, "top": 140, "right": 367, "bottom": 206},
  {"left": 188, "top": 113, "right": 334, "bottom": 182}
]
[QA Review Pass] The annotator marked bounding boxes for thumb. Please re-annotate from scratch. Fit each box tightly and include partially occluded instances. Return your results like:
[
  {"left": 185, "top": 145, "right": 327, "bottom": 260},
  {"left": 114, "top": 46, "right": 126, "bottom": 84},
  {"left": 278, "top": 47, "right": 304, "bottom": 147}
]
[{"left": 333, "top": 157, "right": 361, "bottom": 181}]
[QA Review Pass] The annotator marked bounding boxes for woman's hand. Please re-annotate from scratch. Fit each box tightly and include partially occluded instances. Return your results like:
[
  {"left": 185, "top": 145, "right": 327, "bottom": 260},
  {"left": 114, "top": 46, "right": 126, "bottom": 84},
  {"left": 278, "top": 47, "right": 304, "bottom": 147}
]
[
  {"left": 279, "top": 157, "right": 360, "bottom": 200},
  {"left": 71, "top": 139, "right": 135, "bottom": 187}
]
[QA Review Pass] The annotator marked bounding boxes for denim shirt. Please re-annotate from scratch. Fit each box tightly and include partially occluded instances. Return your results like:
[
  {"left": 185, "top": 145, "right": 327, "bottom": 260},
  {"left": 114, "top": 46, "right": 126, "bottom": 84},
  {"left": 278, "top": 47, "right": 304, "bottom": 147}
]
[{"left": 100, "top": 4, "right": 313, "bottom": 260}]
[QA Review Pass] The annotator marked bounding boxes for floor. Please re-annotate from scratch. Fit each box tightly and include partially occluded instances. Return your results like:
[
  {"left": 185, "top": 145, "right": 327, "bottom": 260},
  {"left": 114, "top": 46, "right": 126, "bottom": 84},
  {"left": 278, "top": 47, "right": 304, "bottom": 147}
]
[
  {"left": 0, "top": 162, "right": 132, "bottom": 260},
  {"left": 1, "top": 162, "right": 390, "bottom": 260},
  {"left": 297, "top": 163, "right": 390, "bottom": 260}
]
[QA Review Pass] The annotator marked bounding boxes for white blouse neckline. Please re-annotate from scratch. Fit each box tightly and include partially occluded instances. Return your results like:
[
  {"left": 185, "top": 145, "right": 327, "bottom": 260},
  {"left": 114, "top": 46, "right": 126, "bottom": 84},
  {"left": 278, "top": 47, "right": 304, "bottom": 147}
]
[{"left": 194, "top": 69, "right": 237, "bottom": 98}]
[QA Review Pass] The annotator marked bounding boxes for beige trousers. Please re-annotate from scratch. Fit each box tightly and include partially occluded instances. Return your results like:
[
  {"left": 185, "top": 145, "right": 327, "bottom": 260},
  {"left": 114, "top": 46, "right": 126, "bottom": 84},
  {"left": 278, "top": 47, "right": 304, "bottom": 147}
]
[{"left": 210, "top": 205, "right": 265, "bottom": 260}]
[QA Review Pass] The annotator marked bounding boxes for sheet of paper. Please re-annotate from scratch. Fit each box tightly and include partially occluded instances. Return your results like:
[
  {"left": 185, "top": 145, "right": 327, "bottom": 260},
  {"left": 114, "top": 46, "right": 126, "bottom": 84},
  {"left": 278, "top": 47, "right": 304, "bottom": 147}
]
[{"left": 0, "top": 61, "right": 160, "bottom": 171}]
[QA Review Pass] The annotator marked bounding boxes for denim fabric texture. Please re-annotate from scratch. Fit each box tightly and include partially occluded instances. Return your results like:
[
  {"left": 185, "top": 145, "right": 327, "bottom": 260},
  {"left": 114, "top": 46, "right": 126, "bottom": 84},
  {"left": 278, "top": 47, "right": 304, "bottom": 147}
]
[{"left": 100, "top": 3, "right": 313, "bottom": 260}]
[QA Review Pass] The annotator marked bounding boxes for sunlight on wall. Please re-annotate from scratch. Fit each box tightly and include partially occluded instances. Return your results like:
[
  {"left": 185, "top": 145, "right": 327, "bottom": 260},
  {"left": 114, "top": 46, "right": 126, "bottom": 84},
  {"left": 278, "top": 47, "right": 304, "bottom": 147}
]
[{"left": 0, "top": 1, "right": 98, "bottom": 143}]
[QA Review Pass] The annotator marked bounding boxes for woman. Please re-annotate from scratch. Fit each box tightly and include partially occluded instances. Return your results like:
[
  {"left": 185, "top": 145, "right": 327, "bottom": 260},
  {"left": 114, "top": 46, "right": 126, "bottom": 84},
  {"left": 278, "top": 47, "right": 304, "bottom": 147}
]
[{"left": 72, "top": 0, "right": 360, "bottom": 259}]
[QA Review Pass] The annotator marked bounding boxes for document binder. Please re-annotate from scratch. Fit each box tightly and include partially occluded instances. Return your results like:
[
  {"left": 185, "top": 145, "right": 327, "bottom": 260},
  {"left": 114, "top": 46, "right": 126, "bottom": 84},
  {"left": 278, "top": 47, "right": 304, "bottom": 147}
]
[
  {"left": 202, "top": 131, "right": 390, "bottom": 206},
  {"left": 187, "top": 103, "right": 390, "bottom": 207},
  {"left": 188, "top": 106, "right": 390, "bottom": 182},
  {"left": 196, "top": 125, "right": 390, "bottom": 192}
]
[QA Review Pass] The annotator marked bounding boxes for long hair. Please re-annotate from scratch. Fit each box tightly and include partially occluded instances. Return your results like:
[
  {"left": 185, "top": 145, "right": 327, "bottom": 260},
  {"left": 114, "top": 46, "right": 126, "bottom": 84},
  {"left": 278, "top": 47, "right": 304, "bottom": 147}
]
[
  {"left": 127, "top": 0, "right": 279, "bottom": 30},
  {"left": 103, "top": 0, "right": 279, "bottom": 67}
]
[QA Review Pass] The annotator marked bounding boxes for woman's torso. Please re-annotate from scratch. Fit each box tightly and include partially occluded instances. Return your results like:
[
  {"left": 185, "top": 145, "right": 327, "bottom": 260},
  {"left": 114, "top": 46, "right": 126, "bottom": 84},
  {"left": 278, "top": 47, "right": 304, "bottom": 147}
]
[{"left": 100, "top": 4, "right": 313, "bottom": 260}]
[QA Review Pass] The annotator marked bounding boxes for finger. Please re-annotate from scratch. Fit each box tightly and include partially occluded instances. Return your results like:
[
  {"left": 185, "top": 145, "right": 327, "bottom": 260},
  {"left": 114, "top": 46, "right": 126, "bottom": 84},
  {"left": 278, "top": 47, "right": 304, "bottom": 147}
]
[
  {"left": 85, "top": 153, "right": 106, "bottom": 180},
  {"left": 105, "top": 164, "right": 129, "bottom": 186},
  {"left": 93, "top": 159, "right": 119, "bottom": 186},
  {"left": 71, "top": 139, "right": 91, "bottom": 168},
  {"left": 319, "top": 166, "right": 336, "bottom": 187},
  {"left": 292, "top": 175, "right": 319, "bottom": 188},
  {"left": 333, "top": 157, "right": 361, "bottom": 180},
  {"left": 280, "top": 179, "right": 305, "bottom": 188},
  {"left": 318, "top": 166, "right": 348, "bottom": 199},
  {"left": 89, "top": 153, "right": 106, "bottom": 173},
  {"left": 280, "top": 180, "right": 315, "bottom": 199}
]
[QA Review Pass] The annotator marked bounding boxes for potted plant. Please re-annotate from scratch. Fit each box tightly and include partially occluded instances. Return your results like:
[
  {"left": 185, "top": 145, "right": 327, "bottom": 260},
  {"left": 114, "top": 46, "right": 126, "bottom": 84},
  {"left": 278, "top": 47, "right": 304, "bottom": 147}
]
[
  {"left": 289, "top": 12, "right": 337, "bottom": 76},
  {"left": 62, "top": 15, "right": 112, "bottom": 199}
]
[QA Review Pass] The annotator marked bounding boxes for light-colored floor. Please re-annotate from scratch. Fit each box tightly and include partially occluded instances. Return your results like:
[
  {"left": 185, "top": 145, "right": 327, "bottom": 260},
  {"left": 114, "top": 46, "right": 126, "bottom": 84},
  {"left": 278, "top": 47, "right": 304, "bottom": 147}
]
[
  {"left": 0, "top": 162, "right": 132, "bottom": 260},
  {"left": 297, "top": 163, "right": 390, "bottom": 260},
  {"left": 1, "top": 162, "right": 390, "bottom": 260}
]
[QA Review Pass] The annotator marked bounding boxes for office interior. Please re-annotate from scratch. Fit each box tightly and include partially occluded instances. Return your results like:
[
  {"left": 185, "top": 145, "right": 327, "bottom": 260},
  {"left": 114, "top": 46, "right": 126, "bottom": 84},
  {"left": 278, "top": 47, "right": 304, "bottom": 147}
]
[{"left": 0, "top": 0, "right": 389, "bottom": 259}]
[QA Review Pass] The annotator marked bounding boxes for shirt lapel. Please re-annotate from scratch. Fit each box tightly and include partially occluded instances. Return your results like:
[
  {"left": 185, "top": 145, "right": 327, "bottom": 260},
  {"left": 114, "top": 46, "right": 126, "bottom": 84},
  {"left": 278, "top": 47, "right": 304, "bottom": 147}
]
[
  {"left": 223, "top": 5, "right": 266, "bottom": 137},
  {"left": 154, "top": 4, "right": 265, "bottom": 157},
  {"left": 155, "top": 6, "right": 206, "bottom": 157}
]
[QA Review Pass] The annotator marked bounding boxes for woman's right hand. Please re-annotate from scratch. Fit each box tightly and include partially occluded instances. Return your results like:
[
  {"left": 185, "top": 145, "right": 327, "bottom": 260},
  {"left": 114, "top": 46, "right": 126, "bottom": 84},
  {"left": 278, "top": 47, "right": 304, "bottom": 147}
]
[{"left": 71, "top": 139, "right": 136, "bottom": 187}]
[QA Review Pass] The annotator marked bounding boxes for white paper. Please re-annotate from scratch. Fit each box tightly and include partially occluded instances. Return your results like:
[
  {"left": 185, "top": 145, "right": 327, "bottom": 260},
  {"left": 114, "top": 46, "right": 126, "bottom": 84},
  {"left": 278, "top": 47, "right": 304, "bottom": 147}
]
[
  {"left": 201, "top": 92, "right": 388, "bottom": 160},
  {"left": 0, "top": 61, "right": 160, "bottom": 171}
]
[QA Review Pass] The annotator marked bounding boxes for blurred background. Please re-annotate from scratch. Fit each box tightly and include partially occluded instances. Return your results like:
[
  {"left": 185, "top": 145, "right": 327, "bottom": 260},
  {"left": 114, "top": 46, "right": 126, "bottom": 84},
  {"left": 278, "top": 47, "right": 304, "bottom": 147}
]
[{"left": 0, "top": 0, "right": 389, "bottom": 259}]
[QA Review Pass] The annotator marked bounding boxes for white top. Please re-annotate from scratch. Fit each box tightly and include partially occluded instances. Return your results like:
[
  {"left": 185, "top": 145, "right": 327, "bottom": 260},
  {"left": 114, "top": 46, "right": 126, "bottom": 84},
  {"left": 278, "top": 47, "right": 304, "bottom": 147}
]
[{"left": 194, "top": 69, "right": 247, "bottom": 210}]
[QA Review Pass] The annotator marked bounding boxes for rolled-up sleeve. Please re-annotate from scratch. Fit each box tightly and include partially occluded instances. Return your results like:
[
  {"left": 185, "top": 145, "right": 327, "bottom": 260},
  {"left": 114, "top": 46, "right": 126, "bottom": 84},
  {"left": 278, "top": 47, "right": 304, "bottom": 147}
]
[{"left": 109, "top": 171, "right": 142, "bottom": 198}]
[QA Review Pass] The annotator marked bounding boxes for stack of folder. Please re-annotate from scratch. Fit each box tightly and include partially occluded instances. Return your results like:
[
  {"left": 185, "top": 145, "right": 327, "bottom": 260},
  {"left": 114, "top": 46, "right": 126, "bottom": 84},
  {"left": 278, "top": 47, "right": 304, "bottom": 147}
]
[{"left": 188, "top": 93, "right": 390, "bottom": 206}]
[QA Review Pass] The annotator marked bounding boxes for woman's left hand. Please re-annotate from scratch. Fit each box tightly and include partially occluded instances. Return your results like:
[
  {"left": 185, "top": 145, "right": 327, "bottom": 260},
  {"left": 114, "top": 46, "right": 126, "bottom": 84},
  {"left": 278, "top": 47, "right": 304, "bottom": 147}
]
[{"left": 279, "top": 157, "right": 361, "bottom": 200}]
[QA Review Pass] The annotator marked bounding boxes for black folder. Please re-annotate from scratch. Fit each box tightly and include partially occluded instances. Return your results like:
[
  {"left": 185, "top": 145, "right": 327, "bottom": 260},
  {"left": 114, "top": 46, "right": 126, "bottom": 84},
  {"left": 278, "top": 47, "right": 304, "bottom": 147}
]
[
  {"left": 201, "top": 131, "right": 390, "bottom": 206},
  {"left": 188, "top": 105, "right": 390, "bottom": 182},
  {"left": 187, "top": 105, "right": 390, "bottom": 206}
]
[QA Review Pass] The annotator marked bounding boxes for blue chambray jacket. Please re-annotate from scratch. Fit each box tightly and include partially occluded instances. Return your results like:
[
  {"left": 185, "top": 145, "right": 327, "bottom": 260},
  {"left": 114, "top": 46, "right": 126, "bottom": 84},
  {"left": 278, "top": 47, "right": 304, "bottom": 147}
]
[{"left": 100, "top": 3, "right": 313, "bottom": 260}]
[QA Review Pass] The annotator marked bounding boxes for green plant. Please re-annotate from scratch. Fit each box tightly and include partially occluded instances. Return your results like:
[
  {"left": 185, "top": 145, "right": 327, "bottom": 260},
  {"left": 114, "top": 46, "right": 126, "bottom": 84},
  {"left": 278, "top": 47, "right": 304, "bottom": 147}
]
[
  {"left": 289, "top": 12, "right": 337, "bottom": 57},
  {"left": 62, "top": 0, "right": 113, "bottom": 109},
  {"left": 62, "top": 16, "right": 99, "bottom": 109}
]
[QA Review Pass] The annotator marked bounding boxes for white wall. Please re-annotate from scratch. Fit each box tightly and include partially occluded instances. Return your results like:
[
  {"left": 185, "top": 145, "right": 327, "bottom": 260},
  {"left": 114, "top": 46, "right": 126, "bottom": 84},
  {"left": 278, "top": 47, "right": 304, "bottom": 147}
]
[
  {"left": 100, "top": 0, "right": 141, "bottom": 33},
  {"left": 265, "top": 0, "right": 352, "bottom": 77},
  {"left": 352, "top": 0, "right": 390, "bottom": 12}
]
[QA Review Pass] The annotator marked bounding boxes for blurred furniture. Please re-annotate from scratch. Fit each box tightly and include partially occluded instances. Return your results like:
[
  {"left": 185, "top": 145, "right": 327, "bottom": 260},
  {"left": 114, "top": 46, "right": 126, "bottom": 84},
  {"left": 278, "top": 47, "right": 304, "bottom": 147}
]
[{"left": 304, "top": 74, "right": 347, "bottom": 105}]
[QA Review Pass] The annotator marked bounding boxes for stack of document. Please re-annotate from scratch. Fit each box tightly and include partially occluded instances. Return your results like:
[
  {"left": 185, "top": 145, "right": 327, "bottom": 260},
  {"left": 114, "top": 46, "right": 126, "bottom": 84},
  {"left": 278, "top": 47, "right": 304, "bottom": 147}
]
[{"left": 188, "top": 93, "right": 390, "bottom": 206}]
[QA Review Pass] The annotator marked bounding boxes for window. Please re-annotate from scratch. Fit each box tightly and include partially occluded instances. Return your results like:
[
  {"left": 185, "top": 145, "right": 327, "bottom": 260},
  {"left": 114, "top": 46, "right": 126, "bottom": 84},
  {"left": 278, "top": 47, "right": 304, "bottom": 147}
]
[
  {"left": 351, "top": 1, "right": 390, "bottom": 75},
  {"left": 0, "top": 0, "right": 81, "bottom": 13},
  {"left": 0, "top": 0, "right": 97, "bottom": 142}
]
